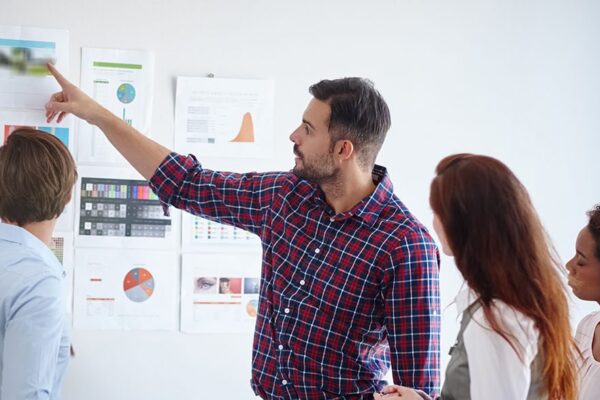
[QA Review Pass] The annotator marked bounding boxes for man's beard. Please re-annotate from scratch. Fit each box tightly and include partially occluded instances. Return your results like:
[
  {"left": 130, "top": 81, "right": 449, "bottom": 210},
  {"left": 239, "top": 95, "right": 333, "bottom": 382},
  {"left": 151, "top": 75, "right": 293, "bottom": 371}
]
[{"left": 292, "top": 146, "right": 339, "bottom": 185}]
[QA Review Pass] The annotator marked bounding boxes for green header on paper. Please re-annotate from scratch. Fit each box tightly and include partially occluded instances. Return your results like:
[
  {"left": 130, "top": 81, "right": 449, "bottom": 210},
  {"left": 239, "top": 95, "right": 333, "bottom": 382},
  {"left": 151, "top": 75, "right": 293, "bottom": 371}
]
[{"left": 93, "top": 61, "right": 142, "bottom": 70}]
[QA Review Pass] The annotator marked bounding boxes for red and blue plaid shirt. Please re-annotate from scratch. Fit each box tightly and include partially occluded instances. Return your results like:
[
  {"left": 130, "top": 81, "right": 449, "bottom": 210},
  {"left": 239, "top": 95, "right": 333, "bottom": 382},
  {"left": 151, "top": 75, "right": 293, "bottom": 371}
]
[{"left": 150, "top": 153, "right": 440, "bottom": 399}]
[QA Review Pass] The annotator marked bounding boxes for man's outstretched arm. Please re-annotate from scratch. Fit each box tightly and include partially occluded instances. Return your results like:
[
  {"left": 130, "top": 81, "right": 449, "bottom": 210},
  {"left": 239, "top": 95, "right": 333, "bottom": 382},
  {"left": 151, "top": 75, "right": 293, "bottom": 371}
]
[{"left": 45, "top": 63, "right": 170, "bottom": 179}]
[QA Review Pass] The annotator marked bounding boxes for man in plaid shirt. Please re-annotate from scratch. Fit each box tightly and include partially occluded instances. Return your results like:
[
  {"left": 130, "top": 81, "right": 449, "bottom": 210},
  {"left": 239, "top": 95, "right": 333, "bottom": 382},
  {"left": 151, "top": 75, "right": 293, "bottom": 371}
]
[{"left": 46, "top": 65, "right": 440, "bottom": 399}]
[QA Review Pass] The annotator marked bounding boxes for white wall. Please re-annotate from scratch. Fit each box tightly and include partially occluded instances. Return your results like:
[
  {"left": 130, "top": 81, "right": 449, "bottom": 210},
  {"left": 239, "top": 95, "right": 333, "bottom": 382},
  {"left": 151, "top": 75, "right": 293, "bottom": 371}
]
[{"left": 2, "top": 1, "right": 599, "bottom": 399}]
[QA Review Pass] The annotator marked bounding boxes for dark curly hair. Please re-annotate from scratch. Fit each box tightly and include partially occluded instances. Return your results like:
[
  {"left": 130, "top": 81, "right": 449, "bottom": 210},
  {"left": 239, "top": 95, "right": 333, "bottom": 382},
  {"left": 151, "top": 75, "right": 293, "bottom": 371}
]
[{"left": 587, "top": 204, "right": 600, "bottom": 260}]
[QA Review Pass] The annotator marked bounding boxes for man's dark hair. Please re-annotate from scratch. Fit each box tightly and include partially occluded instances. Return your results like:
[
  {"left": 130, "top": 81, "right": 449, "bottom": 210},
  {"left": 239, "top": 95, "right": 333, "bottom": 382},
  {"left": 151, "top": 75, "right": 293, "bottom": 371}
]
[
  {"left": 309, "top": 77, "right": 391, "bottom": 168},
  {"left": 587, "top": 204, "right": 600, "bottom": 260}
]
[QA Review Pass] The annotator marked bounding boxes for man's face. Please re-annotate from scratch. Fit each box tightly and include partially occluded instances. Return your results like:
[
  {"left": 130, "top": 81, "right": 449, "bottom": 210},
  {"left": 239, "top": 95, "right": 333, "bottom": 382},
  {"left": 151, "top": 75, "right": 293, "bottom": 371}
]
[
  {"left": 566, "top": 227, "right": 600, "bottom": 302},
  {"left": 289, "top": 98, "right": 339, "bottom": 184}
]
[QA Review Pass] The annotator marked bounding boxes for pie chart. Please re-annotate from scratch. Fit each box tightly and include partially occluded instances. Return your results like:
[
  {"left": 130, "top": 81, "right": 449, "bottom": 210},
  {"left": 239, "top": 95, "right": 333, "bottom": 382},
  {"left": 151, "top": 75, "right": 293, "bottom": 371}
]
[
  {"left": 117, "top": 83, "right": 136, "bottom": 104},
  {"left": 246, "top": 299, "right": 258, "bottom": 317},
  {"left": 123, "top": 267, "right": 154, "bottom": 302}
]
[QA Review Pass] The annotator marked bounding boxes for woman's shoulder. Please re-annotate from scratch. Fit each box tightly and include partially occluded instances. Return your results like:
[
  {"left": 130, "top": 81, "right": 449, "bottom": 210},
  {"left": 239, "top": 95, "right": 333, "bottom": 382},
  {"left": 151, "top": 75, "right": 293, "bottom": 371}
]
[
  {"left": 577, "top": 310, "right": 600, "bottom": 330},
  {"left": 467, "top": 299, "right": 539, "bottom": 361},
  {"left": 575, "top": 310, "right": 600, "bottom": 346}
]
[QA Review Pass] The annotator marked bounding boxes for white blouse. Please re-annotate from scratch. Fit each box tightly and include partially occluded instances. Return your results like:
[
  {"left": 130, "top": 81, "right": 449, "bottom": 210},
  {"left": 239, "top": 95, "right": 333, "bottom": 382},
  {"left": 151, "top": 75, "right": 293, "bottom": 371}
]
[
  {"left": 575, "top": 311, "right": 600, "bottom": 400},
  {"left": 454, "top": 287, "right": 540, "bottom": 400}
]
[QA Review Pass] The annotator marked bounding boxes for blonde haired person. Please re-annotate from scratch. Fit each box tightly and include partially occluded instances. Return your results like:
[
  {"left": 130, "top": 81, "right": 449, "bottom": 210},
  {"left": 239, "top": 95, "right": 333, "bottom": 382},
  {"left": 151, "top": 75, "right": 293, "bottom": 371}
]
[{"left": 0, "top": 128, "right": 77, "bottom": 399}]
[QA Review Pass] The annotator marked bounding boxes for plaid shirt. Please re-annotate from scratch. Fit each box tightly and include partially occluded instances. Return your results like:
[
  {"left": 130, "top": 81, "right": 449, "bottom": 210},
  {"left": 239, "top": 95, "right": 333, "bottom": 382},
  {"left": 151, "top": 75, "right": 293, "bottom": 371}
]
[{"left": 150, "top": 153, "right": 440, "bottom": 399}]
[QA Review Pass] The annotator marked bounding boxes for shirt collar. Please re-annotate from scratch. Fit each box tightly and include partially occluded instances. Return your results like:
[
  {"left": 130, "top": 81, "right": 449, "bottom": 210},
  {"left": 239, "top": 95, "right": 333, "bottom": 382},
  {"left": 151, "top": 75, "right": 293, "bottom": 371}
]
[
  {"left": 353, "top": 165, "right": 394, "bottom": 226},
  {"left": 309, "top": 165, "right": 394, "bottom": 227},
  {"left": 0, "top": 222, "right": 63, "bottom": 272}
]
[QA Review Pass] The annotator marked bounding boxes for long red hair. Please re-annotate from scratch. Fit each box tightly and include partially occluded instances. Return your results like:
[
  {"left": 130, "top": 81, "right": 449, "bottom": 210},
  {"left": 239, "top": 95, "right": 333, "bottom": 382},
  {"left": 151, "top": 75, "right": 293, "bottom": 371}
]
[{"left": 430, "top": 154, "right": 577, "bottom": 400}]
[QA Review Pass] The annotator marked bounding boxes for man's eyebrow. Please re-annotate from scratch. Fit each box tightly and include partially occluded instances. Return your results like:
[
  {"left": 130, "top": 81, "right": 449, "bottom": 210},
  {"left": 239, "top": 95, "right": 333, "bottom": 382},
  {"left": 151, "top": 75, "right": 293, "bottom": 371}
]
[{"left": 302, "top": 119, "right": 315, "bottom": 130}]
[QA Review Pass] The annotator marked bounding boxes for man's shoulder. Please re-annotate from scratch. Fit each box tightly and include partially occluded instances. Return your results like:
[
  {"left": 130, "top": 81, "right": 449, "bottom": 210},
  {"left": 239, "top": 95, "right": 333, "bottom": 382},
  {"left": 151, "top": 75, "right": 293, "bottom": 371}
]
[
  {"left": 257, "top": 171, "right": 317, "bottom": 200},
  {"left": 375, "top": 197, "right": 436, "bottom": 246}
]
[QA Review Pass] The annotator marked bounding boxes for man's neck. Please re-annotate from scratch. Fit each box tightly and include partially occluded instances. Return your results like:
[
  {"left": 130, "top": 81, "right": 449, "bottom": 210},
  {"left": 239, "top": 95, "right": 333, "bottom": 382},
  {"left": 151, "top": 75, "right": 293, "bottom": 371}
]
[
  {"left": 2, "top": 219, "right": 56, "bottom": 245},
  {"left": 320, "top": 166, "right": 376, "bottom": 215}
]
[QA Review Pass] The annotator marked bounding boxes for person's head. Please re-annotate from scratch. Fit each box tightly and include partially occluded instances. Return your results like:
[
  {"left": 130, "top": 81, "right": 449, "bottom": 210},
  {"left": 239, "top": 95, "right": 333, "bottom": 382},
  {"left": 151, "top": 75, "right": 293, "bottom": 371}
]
[
  {"left": 0, "top": 128, "right": 77, "bottom": 226},
  {"left": 429, "top": 153, "right": 577, "bottom": 400},
  {"left": 289, "top": 77, "right": 391, "bottom": 184},
  {"left": 566, "top": 204, "right": 600, "bottom": 303},
  {"left": 219, "top": 278, "right": 230, "bottom": 292}
]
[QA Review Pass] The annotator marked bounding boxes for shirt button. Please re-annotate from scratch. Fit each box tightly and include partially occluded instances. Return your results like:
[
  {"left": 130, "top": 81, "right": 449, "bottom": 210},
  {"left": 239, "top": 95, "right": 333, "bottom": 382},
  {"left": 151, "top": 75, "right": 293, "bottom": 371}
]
[
  {"left": 314, "top": 248, "right": 320, "bottom": 254},
  {"left": 284, "top": 308, "right": 290, "bottom": 314},
  {"left": 329, "top": 217, "right": 335, "bottom": 222},
  {"left": 282, "top": 380, "right": 288, "bottom": 385},
  {"left": 278, "top": 344, "right": 284, "bottom": 350},
  {"left": 300, "top": 279, "right": 305, "bottom": 286}
]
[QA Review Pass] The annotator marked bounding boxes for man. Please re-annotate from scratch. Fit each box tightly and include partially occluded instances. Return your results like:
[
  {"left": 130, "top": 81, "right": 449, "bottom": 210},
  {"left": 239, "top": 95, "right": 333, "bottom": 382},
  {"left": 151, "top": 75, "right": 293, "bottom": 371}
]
[
  {"left": 46, "top": 65, "right": 440, "bottom": 399},
  {"left": 0, "top": 128, "right": 77, "bottom": 399}
]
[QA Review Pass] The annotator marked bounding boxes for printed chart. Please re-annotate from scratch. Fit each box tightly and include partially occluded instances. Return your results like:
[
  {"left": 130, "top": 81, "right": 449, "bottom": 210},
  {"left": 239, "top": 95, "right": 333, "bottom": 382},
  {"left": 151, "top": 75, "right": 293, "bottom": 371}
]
[
  {"left": 123, "top": 268, "right": 155, "bottom": 302},
  {"left": 182, "top": 213, "right": 261, "bottom": 251},
  {"left": 78, "top": 48, "right": 154, "bottom": 164},
  {"left": 174, "top": 76, "right": 274, "bottom": 158},
  {"left": 73, "top": 248, "right": 178, "bottom": 330},
  {"left": 75, "top": 167, "right": 177, "bottom": 249},
  {"left": 181, "top": 253, "right": 261, "bottom": 333},
  {"left": 0, "top": 109, "right": 73, "bottom": 152},
  {"left": 50, "top": 232, "right": 74, "bottom": 314},
  {"left": 78, "top": 177, "right": 168, "bottom": 238},
  {"left": 0, "top": 25, "right": 69, "bottom": 109}
]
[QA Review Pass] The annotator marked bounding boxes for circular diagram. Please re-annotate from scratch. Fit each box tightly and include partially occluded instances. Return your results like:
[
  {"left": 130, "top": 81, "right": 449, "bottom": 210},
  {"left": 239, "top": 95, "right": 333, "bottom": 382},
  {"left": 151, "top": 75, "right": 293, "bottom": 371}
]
[
  {"left": 123, "top": 267, "right": 154, "bottom": 302},
  {"left": 117, "top": 83, "right": 136, "bottom": 104},
  {"left": 246, "top": 299, "right": 258, "bottom": 317}
]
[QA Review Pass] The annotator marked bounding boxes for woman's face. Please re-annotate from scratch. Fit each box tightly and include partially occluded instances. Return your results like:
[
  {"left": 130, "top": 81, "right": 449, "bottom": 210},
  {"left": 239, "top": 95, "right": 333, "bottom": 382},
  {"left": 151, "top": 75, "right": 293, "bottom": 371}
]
[
  {"left": 566, "top": 227, "right": 600, "bottom": 303},
  {"left": 433, "top": 213, "right": 453, "bottom": 257}
]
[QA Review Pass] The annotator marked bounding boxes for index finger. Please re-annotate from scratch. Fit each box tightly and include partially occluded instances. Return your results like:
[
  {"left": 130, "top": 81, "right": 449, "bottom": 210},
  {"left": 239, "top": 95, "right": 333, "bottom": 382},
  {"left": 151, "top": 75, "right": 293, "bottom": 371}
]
[{"left": 47, "top": 63, "right": 71, "bottom": 88}]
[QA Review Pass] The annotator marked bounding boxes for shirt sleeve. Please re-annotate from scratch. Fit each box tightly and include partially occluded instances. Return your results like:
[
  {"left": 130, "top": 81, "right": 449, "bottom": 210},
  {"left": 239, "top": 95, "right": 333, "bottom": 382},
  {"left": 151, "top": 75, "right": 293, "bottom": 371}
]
[
  {"left": 463, "top": 303, "right": 538, "bottom": 400},
  {"left": 148, "top": 152, "right": 287, "bottom": 236},
  {"left": 383, "top": 229, "right": 441, "bottom": 397},
  {"left": 1, "top": 273, "right": 65, "bottom": 400}
]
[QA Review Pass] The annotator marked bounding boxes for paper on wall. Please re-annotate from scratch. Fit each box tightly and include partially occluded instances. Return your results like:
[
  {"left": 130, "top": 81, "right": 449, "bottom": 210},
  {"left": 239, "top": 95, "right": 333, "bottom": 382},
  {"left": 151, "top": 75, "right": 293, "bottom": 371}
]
[
  {"left": 74, "top": 165, "right": 179, "bottom": 249},
  {"left": 0, "top": 25, "right": 69, "bottom": 109},
  {"left": 174, "top": 76, "right": 274, "bottom": 158},
  {"left": 78, "top": 48, "right": 154, "bottom": 164},
  {"left": 73, "top": 248, "right": 178, "bottom": 331},
  {"left": 181, "top": 252, "right": 261, "bottom": 333}
]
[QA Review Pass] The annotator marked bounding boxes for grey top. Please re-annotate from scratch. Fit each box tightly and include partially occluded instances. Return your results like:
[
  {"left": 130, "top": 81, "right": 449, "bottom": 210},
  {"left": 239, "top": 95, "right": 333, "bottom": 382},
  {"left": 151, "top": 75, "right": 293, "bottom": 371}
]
[{"left": 440, "top": 302, "right": 546, "bottom": 400}]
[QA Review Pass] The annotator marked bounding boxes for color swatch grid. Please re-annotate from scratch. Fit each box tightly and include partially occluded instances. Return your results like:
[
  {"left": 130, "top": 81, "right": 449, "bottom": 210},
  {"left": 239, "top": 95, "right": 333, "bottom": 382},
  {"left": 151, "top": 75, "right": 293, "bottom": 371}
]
[
  {"left": 79, "top": 177, "right": 171, "bottom": 238},
  {"left": 50, "top": 237, "right": 64, "bottom": 264},
  {"left": 192, "top": 217, "right": 259, "bottom": 244}
]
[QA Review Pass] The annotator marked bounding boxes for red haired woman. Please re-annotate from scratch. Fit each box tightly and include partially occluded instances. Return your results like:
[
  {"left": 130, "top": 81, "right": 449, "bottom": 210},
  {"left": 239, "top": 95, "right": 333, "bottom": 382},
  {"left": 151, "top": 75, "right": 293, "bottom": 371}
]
[{"left": 375, "top": 154, "right": 578, "bottom": 400}]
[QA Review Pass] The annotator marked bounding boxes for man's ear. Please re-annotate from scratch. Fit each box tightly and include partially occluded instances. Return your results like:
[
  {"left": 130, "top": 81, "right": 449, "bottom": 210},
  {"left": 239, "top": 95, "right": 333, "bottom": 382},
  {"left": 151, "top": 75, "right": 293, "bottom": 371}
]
[{"left": 335, "top": 140, "right": 354, "bottom": 161}]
